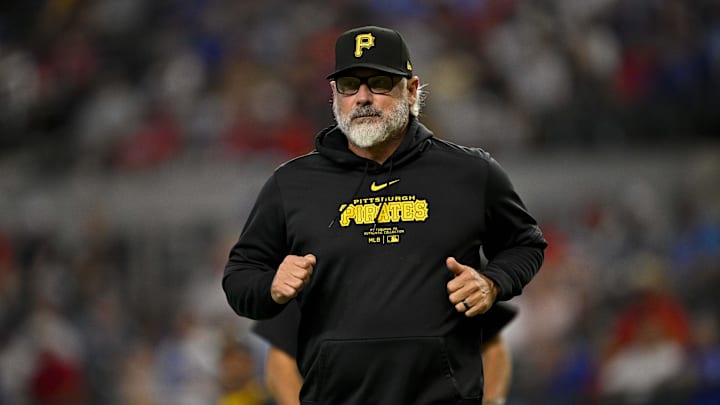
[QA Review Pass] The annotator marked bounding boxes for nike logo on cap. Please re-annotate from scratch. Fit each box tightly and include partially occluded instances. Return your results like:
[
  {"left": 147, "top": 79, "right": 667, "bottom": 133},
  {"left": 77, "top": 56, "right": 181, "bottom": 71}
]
[{"left": 370, "top": 179, "right": 400, "bottom": 192}]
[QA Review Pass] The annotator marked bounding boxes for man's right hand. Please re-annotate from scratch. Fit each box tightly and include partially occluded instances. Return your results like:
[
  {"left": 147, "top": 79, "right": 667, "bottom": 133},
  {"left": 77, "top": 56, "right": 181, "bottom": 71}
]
[{"left": 270, "top": 254, "right": 316, "bottom": 304}]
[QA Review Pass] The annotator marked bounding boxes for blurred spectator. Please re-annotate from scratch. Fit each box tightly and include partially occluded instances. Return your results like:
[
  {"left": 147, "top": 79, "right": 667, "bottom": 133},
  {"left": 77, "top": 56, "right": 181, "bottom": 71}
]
[
  {"left": 77, "top": 291, "right": 129, "bottom": 404},
  {"left": 112, "top": 108, "right": 183, "bottom": 170},
  {"left": 29, "top": 350, "right": 87, "bottom": 405},
  {"left": 0, "top": 297, "right": 87, "bottom": 404},
  {"left": 688, "top": 313, "right": 720, "bottom": 386},
  {"left": 217, "top": 336, "right": 270, "bottom": 405},
  {"left": 0, "top": 233, "right": 19, "bottom": 339},
  {"left": 597, "top": 255, "right": 691, "bottom": 403},
  {"left": 686, "top": 312, "right": 720, "bottom": 404},
  {"left": 117, "top": 341, "right": 158, "bottom": 405},
  {"left": 74, "top": 78, "right": 145, "bottom": 167},
  {"left": 0, "top": 49, "right": 40, "bottom": 142},
  {"left": 154, "top": 312, "right": 221, "bottom": 405}
]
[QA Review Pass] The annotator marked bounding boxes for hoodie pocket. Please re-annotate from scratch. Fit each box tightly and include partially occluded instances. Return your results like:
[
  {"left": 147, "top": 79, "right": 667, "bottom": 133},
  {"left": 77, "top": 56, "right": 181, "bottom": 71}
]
[{"left": 303, "top": 336, "right": 482, "bottom": 405}]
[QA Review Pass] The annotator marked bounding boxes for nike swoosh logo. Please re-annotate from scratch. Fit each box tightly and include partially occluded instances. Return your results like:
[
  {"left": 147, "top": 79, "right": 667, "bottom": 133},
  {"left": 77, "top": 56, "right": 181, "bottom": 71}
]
[{"left": 370, "top": 179, "right": 400, "bottom": 192}]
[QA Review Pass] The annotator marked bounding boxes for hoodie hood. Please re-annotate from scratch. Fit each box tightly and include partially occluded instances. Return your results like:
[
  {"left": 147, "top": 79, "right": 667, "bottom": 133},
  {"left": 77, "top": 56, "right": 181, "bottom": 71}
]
[{"left": 314, "top": 115, "right": 433, "bottom": 173}]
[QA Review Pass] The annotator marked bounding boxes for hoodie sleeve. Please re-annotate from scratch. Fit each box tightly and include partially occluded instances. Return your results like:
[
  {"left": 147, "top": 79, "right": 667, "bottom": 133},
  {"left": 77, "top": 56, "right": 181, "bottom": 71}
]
[
  {"left": 481, "top": 157, "right": 547, "bottom": 301},
  {"left": 222, "top": 174, "right": 288, "bottom": 320}
]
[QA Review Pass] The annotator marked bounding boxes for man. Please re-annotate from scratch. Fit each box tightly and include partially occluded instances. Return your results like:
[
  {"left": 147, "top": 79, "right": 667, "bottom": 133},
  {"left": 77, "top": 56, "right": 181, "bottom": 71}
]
[
  {"left": 217, "top": 336, "right": 270, "bottom": 405},
  {"left": 252, "top": 301, "right": 517, "bottom": 405},
  {"left": 223, "top": 25, "right": 546, "bottom": 404}
]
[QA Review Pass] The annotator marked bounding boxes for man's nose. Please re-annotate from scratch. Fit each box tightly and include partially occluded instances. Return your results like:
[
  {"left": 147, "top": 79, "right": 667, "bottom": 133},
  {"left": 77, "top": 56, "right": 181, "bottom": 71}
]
[{"left": 354, "top": 83, "right": 373, "bottom": 104}]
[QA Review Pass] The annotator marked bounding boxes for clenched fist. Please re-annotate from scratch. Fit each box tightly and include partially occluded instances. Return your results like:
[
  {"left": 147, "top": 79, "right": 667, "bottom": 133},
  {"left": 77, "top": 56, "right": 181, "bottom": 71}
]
[
  {"left": 271, "top": 254, "right": 316, "bottom": 304},
  {"left": 446, "top": 257, "right": 498, "bottom": 317}
]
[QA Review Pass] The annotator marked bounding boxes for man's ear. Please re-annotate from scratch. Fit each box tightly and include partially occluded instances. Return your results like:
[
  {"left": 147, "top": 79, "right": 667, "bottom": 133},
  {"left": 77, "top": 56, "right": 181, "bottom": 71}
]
[
  {"left": 407, "top": 76, "right": 420, "bottom": 104},
  {"left": 408, "top": 76, "right": 420, "bottom": 91}
]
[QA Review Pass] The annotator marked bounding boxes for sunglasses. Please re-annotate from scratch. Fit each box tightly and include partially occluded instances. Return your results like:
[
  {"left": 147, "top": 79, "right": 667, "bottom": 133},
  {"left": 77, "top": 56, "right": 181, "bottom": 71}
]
[{"left": 335, "top": 75, "right": 402, "bottom": 95}]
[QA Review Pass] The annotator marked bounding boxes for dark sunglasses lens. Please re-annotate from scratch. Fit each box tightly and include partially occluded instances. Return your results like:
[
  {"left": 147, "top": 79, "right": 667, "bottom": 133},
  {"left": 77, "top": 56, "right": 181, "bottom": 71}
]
[
  {"left": 336, "top": 77, "right": 361, "bottom": 94},
  {"left": 368, "top": 76, "right": 394, "bottom": 93}
]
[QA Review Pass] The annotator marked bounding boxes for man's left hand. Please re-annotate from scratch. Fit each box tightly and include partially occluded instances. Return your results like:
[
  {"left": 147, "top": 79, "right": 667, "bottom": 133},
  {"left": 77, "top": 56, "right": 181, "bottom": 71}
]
[{"left": 446, "top": 257, "right": 498, "bottom": 317}]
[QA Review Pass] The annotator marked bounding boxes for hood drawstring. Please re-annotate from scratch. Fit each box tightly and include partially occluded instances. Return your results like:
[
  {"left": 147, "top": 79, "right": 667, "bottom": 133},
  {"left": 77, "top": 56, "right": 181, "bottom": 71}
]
[{"left": 328, "top": 161, "right": 370, "bottom": 229}]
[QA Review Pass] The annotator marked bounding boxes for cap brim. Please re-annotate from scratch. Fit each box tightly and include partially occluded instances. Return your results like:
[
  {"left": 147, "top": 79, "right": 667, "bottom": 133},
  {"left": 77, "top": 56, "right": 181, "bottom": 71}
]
[{"left": 326, "top": 63, "right": 411, "bottom": 79}]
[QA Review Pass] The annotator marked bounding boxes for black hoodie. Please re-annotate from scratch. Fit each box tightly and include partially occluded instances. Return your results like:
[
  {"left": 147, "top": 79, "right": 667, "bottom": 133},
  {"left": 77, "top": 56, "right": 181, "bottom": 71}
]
[{"left": 223, "top": 116, "right": 547, "bottom": 404}]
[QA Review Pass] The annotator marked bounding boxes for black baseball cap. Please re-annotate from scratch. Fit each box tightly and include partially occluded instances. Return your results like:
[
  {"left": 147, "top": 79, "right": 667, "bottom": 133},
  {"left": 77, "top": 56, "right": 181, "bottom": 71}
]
[{"left": 326, "top": 26, "right": 413, "bottom": 79}]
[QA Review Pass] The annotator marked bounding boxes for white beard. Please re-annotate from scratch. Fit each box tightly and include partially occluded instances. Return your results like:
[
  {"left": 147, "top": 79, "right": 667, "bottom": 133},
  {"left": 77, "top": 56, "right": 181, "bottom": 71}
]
[{"left": 333, "top": 91, "right": 410, "bottom": 149}]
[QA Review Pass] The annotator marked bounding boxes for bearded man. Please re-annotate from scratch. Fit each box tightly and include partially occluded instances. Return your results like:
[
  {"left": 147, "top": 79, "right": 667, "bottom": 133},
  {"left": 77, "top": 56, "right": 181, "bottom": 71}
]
[{"left": 223, "top": 25, "right": 547, "bottom": 405}]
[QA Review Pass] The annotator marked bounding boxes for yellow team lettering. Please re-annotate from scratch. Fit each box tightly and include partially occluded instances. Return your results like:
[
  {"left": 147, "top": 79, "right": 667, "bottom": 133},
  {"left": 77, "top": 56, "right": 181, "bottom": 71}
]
[
  {"left": 339, "top": 198, "right": 429, "bottom": 227},
  {"left": 354, "top": 33, "right": 375, "bottom": 57}
]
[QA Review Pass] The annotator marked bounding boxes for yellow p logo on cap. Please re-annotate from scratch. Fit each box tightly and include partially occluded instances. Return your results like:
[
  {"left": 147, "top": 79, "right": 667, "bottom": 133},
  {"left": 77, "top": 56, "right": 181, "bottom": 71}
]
[{"left": 354, "top": 33, "right": 375, "bottom": 58}]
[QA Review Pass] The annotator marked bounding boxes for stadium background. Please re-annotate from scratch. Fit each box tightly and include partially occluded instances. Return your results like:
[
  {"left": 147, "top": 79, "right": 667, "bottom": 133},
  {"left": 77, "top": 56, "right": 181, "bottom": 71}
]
[{"left": 1, "top": 1, "right": 719, "bottom": 404}]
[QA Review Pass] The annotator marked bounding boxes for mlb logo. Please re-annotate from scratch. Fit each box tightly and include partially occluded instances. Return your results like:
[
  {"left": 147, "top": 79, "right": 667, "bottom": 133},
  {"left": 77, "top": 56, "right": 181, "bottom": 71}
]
[{"left": 386, "top": 235, "right": 400, "bottom": 243}]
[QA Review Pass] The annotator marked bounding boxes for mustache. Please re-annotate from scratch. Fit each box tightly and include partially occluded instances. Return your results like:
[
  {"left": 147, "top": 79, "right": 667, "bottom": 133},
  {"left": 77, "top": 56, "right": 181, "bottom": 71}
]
[{"left": 349, "top": 106, "right": 382, "bottom": 120}]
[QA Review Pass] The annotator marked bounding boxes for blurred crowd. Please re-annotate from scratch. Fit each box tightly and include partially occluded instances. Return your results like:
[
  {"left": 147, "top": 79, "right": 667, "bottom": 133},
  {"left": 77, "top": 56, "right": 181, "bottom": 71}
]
[
  {"left": 2, "top": 0, "right": 720, "bottom": 167},
  {"left": 1, "top": 0, "right": 720, "bottom": 404}
]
